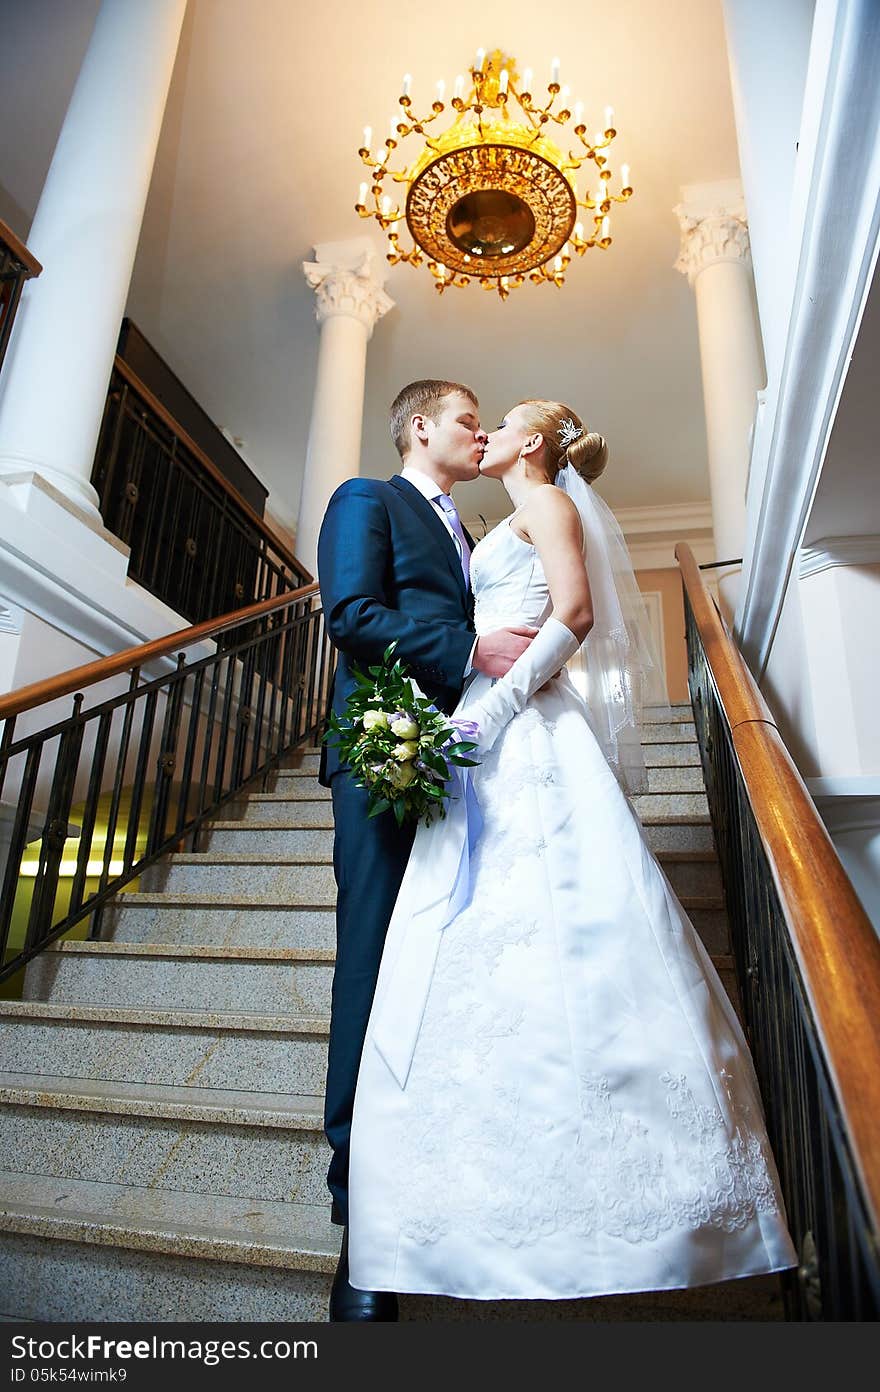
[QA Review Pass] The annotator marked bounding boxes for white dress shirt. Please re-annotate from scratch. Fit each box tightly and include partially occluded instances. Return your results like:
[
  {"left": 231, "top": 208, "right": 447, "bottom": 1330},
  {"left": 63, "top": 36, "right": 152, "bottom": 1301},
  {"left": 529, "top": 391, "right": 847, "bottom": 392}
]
[{"left": 400, "top": 465, "right": 478, "bottom": 678}]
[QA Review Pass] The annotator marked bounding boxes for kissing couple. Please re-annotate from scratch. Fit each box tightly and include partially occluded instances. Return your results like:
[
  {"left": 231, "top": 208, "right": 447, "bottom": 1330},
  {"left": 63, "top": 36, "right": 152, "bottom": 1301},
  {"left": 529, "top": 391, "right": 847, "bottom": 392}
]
[{"left": 316, "top": 378, "right": 797, "bottom": 1320}]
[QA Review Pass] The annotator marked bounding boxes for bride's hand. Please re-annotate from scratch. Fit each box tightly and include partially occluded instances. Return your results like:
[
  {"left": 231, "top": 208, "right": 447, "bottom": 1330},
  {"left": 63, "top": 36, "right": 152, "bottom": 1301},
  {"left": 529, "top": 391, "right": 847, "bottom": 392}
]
[{"left": 472, "top": 626, "right": 538, "bottom": 678}]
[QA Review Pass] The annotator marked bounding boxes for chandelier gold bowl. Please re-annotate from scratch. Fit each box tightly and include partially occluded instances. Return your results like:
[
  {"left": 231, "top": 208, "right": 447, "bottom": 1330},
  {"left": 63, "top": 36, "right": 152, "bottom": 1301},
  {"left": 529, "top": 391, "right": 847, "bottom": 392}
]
[{"left": 355, "top": 49, "right": 633, "bottom": 299}]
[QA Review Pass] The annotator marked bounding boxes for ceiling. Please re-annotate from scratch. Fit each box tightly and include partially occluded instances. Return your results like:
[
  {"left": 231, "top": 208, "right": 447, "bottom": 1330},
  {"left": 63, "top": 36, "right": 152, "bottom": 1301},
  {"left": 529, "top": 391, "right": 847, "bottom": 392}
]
[{"left": 0, "top": 0, "right": 743, "bottom": 533}]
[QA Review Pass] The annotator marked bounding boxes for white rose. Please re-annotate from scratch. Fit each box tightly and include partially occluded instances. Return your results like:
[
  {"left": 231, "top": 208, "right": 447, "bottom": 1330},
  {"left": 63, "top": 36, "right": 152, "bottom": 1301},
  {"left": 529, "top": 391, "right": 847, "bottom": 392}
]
[
  {"left": 389, "top": 716, "right": 420, "bottom": 739},
  {"left": 392, "top": 740, "right": 419, "bottom": 762},
  {"left": 362, "top": 710, "right": 390, "bottom": 731},
  {"left": 389, "top": 761, "right": 417, "bottom": 788}
]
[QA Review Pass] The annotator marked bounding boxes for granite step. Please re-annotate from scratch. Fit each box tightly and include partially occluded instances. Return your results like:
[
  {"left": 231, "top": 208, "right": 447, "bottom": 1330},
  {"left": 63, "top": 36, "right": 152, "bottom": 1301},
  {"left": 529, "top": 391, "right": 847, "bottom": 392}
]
[
  {"left": 106, "top": 851, "right": 722, "bottom": 941},
  {"left": 631, "top": 791, "right": 709, "bottom": 819},
  {"left": 0, "top": 1172, "right": 783, "bottom": 1322},
  {"left": 0, "top": 1076, "right": 330, "bottom": 1206},
  {"left": 23, "top": 943, "right": 334, "bottom": 1016},
  {"left": 640, "top": 704, "right": 695, "bottom": 724},
  {"left": 0, "top": 1002, "right": 329, "bottom": 1094},
  {"left": 139, "top": 858, "right": 337, "bottom": 899},
  {"left": 639, "top": 724, "right": 697, "bottom": 744},
  {"left": 645, "top": 766, "right": 705, "bottom": 794},
  {"left": 101, "top": 897, "right": 336, "bottom": 949},
  {"left": 280, "top": 752, "right": 320, "bottom": 773},
  {"left": 260, "top": 783, "right": 331, "bottom": 800},
  {"left": 641, "top": 742, "right": 701, "bottom": 767}
]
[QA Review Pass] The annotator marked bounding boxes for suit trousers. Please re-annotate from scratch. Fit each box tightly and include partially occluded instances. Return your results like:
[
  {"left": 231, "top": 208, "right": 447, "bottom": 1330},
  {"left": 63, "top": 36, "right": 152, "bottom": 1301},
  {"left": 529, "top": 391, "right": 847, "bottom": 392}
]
[{"left": 325, "top": 769, "right": 416, "bottom": 1226}]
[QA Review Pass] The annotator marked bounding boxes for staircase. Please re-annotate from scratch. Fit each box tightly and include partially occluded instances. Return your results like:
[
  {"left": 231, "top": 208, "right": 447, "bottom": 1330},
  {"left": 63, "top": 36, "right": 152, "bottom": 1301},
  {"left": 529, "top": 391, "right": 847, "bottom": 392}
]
[{"left": 0, "top": 701, "right": 787, "bottom": 1321}]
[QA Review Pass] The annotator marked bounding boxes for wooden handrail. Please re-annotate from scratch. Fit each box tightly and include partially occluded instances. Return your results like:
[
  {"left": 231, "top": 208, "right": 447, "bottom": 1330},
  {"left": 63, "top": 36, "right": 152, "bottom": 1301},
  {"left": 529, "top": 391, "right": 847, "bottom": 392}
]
[
  {"left": 0, "top": 219, "right": 42, "bottom": 278},
  {"left": 0, "top": 582, "right": 320, "bottom": 723},
  {"left": 111, "top": 356, "right": 311, "bottom": 585},
  {"left": 676, "top": 542, "right": 880, "bottom": 1231}
]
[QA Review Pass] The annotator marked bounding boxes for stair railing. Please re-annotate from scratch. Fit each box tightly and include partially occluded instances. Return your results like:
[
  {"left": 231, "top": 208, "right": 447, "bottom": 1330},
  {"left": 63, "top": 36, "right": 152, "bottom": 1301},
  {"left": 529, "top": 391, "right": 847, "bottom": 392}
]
[
  {"left": 0, "top": 219, "right": 42, "bottom": 379},
  {"left": 0, "top": 583, "right": 333, "bottom": 985},
  {"left": 91, "top": 357, "right": 312, "bottom": 625},
  {"left": 677, "top": 542, "right": 880, "bottom": 1321}
]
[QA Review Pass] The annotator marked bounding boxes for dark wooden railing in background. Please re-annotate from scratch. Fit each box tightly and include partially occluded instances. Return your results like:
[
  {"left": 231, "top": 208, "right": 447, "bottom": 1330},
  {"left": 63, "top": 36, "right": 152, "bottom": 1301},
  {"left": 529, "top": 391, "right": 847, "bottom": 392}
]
[
  {"left": 0, "top": 583, "right": 333, "bottom": 985},
  {"left": 0, "top": 219, "right": 42, "bottom": 378},
  {"left": 92, "top": 358, "right": 311, "bottom": 626},
  {"left": 677, "top": 542, "right": 880, "bottom": 1321}
]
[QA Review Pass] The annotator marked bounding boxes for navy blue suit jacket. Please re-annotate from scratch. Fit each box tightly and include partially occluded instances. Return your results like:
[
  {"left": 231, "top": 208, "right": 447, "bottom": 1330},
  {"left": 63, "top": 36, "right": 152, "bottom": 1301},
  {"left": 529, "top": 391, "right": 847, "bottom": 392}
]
[{"left": 317, "top": 474, "right": 477, "bottom": 786}]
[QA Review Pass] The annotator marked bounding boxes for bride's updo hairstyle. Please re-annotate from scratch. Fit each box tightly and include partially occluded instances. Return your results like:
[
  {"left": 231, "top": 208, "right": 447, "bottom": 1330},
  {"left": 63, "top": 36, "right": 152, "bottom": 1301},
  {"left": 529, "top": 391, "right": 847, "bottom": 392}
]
[{"left": 517, "top": 399, "right": 609, "bottom": 485}]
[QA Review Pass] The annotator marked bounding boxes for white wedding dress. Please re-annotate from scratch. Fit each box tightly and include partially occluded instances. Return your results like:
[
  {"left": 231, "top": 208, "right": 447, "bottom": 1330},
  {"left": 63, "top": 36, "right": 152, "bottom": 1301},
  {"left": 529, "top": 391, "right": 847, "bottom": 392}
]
[{"left": 348, "top": 512, "right": 798, "bottom": 1300}]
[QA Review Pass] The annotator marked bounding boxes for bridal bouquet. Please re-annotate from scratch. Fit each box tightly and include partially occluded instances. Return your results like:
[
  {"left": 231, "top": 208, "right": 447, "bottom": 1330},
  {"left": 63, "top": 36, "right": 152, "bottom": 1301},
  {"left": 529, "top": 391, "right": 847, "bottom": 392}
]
[{"left": 323, "top": 643, "right": 479, "bottom": 827}]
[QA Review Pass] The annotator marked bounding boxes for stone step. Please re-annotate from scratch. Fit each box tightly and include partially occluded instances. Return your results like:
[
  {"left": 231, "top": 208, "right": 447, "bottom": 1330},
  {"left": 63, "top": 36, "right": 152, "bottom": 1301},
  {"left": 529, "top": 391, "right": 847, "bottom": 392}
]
[
  {"left": 140, "top": 858, "right": 337, "bottom": 900},
  {"left": 639, "top": 724, "right": 697, "bottom": 744},
  {"left": 225, "top": 800, "right": 336, "bottom": 828},
  {"left": 645, "top": 766, "right": 705, "bottom": 794},
  {"left": 23, "top": 943, "right": 334, "bottom": 1017},
  {"left": 641, "top": 742, "right": 701, "bottom": 767},
  {"left": 281, "top": 752, "right": 321, "bottom": 772},
  {"left": 102, "top": 898, "right": 336, "bottom": 949},
  {"left": 643, "top": 821, "right": 715, "bottom": 852},
  {"left": 640, "top": 704, "right": 695, "bottom": 724},
  {"left": 0, "top": 1076, "right": 330, "bottom": 1207},
  {"left": 0, "top": 1002, "right": 328, "bottom": 1094},
  {"left": 631, "top": 791, "right": 709, "bottom": 819},
  {"left": 255, "top": 784, "right": 331, "bottom": 801},
  {"left": 657, "top": 853, "right": 722, "bottom": 898},
  {"left": 0, "top": 1171, "right": 784, "bottom": 1321},
  {"left": 108, "top": 852, "right": 722, "bottom": 942}
]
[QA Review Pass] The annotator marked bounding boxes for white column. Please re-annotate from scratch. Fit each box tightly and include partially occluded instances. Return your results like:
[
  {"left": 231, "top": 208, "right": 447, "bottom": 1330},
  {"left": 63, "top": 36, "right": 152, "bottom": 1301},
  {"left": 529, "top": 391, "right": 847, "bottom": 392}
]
[
  {"left": 674, "top": 182, "right": 764, "bottom": 617},
  {"left": 0, "top": 0, "right": 188, "bottom": 522},
  {"left": 297, "top": 239, "right": 394, "bottom": 574},
  {"left": 721, "top": 0, "right": 816, "bottom": 392}
]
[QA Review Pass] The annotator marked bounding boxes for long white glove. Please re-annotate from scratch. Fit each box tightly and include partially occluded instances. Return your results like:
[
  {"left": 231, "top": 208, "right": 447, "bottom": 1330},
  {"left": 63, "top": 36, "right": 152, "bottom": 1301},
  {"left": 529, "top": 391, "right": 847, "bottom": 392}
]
[{"left": 466, "top": 616, "right": 581, "bottom": 756}]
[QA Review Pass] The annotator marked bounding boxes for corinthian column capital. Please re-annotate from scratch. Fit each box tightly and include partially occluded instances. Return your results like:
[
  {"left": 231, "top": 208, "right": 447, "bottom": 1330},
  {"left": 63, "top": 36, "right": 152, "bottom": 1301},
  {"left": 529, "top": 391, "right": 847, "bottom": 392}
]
[
  {"left": 303, "top": 237, "right": 394, "bottom": 336},
  {"left": 673, "top": 180, "right": 752, "bottom": 287}
]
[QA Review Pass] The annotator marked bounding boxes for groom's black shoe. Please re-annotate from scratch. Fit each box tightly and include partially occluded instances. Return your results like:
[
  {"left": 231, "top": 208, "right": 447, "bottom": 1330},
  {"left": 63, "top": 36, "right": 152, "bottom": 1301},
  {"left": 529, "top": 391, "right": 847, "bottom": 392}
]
[{"left": 329, "top": 1228, "right": 399, "bottom": 1322}]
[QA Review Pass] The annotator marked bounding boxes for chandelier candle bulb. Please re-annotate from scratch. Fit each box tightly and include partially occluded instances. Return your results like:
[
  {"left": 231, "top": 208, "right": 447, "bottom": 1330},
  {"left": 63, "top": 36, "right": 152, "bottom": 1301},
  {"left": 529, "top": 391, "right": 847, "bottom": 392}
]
[{"left": 352, "top": 46, "right": 632, "bottom": 299}]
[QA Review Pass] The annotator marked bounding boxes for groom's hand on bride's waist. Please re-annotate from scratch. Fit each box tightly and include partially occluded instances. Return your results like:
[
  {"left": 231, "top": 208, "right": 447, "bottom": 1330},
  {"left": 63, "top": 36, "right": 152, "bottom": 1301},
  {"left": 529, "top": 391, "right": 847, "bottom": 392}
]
[{"left": 472, "top": 626, "right": 539, "bottom": 679}]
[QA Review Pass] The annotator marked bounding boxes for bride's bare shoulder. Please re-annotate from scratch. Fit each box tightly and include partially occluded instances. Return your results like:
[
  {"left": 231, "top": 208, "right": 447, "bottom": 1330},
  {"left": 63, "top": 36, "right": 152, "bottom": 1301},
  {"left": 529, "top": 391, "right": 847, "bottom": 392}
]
[{"left": 517, "top": 485, "right": 580, "bottom": 541}]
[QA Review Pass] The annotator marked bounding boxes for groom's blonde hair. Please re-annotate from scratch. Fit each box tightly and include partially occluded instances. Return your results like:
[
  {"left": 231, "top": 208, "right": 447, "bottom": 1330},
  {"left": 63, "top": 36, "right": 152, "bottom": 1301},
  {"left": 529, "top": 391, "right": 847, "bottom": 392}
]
[{"left": 390, "top": 379, "right": 479, "bottom": 460}]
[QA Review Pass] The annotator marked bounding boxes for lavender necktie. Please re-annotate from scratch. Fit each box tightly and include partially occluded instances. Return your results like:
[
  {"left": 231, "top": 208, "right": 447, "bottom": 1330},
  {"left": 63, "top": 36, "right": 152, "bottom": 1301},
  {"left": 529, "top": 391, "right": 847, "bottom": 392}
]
[{"left": 435, "top": 493, "right": 471, "bottom": 589}]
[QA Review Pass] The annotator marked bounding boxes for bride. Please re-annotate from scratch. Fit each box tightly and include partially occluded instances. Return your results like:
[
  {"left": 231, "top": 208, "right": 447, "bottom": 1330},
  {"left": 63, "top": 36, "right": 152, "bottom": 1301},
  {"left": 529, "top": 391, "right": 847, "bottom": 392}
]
[{"left": 347, "top": 398, "right": 798, "bottom": 1301}]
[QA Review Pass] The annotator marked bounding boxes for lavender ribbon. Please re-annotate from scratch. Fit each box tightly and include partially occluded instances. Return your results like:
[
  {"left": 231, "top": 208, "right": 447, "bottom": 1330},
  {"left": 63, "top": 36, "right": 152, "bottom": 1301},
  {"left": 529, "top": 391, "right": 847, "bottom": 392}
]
[{"left": 370, "top": 720, "right": 483, "bottom": 1088}]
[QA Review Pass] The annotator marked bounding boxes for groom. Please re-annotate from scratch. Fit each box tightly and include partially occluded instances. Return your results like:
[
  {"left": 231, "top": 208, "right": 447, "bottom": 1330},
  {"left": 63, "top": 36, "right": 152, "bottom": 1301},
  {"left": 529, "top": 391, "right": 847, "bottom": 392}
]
[{"left": 316, "top": 379, "right": 536, "bottom": 1320}]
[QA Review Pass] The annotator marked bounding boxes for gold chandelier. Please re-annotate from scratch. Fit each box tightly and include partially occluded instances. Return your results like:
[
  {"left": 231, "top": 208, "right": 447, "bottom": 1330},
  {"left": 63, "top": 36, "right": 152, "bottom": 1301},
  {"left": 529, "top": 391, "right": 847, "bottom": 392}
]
[{"left": 355, "top": 49, "right": 633, "bottom": 300}]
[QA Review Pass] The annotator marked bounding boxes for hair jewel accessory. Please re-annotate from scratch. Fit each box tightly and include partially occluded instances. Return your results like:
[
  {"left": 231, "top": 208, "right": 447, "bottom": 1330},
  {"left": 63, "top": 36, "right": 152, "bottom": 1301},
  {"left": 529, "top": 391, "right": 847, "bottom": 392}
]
[{"left": 557, "top": 417, "right": 584, "bottom": 447}]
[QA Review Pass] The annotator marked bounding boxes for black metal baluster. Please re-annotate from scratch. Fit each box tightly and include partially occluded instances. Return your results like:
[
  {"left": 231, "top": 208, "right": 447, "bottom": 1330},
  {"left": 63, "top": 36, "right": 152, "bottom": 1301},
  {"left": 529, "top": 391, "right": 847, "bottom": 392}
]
[
  {"left": 176, "top": 667, "right": 205, "bottom": 836},
  {"left": 69, "top": 708, "right": 113, "bottom": 921},
  {"left": 25, "top": 697, "right": 85, "bottom": 952},
  {"left": 213, "top": 653, "right": 239, "bottom": 802},
  {"left": 122, "top": 688, "right": 158, "bottom": 874},
  {"left": 0, "top": 744, "right": 41, "bottom": 963},
  {"left": 147, "top": 654, "right": 188, "bottom": 856}
]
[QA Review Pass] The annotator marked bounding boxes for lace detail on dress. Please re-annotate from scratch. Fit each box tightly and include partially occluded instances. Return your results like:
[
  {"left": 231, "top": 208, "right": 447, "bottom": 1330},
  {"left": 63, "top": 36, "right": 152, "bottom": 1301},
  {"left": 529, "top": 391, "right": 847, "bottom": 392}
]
[{"left": 386, "top": 699, "right": 785, "bottom": 1252}]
